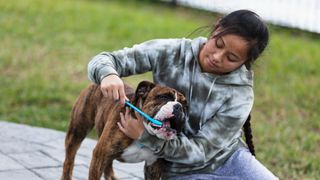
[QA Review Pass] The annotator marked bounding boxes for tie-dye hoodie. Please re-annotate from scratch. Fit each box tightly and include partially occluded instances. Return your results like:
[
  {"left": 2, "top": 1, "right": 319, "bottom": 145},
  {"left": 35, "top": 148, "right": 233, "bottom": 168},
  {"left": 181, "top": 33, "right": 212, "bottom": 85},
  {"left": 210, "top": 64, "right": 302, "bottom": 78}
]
[{"left": 88, "top": 37, "right": 253, "bottom": 178}]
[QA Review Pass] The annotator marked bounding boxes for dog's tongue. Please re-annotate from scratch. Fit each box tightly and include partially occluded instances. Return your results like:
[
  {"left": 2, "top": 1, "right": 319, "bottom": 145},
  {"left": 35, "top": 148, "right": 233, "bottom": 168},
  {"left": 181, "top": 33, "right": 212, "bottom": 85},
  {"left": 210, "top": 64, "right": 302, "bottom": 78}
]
[{"left": 163, "top": 120, "right": 171, "bottom": 128}]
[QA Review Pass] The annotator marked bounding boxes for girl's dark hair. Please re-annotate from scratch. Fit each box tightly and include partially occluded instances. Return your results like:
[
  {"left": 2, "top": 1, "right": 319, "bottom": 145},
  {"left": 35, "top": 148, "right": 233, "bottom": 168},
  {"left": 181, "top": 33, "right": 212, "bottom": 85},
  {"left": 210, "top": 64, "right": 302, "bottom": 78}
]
[
  {"left": 213, "top": 10, "right": 267, "bottom": 156},
  {"left": 243, "top": 114, "right": 255, "bottom": 156},
  {"left": 211, "top": 9, "right": 269, "bottom": 70}
]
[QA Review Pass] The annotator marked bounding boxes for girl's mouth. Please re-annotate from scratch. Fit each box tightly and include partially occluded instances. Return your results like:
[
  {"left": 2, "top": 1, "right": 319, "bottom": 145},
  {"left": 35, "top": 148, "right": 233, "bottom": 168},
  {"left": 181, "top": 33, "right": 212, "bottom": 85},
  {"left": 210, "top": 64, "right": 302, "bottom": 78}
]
[{"left": 207, "top": 56, "right": 218, "bottom": 69}]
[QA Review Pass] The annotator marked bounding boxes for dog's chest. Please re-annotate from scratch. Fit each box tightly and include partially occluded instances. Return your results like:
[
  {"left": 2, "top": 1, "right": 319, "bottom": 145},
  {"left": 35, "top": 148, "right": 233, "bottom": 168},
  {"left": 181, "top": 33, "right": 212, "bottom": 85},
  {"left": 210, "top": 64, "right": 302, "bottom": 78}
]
[{"left": 121, "top": 141, "right": 158, "bottom": 165}]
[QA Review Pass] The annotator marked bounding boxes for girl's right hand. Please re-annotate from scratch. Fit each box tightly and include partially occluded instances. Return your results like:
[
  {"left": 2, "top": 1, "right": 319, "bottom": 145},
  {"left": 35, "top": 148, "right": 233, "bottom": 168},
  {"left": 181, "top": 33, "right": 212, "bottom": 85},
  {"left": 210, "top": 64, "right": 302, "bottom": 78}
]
[{"left": 100, "top": 74, "right": 128, "bottom": 107}]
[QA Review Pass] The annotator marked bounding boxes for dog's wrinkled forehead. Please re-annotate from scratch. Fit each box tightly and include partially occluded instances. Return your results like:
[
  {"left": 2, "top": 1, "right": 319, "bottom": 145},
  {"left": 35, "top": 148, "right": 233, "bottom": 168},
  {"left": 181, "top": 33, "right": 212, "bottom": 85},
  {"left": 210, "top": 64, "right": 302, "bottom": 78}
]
[
  {"left": 134, "top": 81, "right": 186, "bottom": 106},
  {"left": 147, "top": 86, "right": 185, "bottom": 103}
]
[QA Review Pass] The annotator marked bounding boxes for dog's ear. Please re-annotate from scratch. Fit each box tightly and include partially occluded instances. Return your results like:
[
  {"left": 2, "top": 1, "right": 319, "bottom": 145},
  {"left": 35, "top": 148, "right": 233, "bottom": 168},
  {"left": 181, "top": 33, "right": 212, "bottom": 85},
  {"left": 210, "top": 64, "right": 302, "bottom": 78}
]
[
  {"left": 129, "top": 81, "right": 156, "bottom": 115},
  {"left": 135, "top": 81, "right": 156, "bottom": 100}
]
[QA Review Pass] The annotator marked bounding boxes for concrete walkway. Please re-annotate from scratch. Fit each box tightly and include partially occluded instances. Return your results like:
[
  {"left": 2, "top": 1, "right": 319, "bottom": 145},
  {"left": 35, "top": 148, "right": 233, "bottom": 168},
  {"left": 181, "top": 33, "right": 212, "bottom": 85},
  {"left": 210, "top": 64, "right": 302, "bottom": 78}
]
[{"left": 0, "top": 121, "right": 144, "bottom": 180}]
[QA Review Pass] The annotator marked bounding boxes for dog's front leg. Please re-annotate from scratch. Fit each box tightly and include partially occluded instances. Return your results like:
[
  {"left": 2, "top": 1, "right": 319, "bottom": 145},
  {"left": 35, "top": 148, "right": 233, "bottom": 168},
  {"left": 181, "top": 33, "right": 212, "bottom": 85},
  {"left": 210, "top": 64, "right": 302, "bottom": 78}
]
[
  {"left": 89, "top": 137, "right": 117, "bottom": 180},
  {"left": 144, "top": 159, "right": 164, "bottom": 180},
  {"left": 89, "top": 121, "right": 133, "bottom": 180}
]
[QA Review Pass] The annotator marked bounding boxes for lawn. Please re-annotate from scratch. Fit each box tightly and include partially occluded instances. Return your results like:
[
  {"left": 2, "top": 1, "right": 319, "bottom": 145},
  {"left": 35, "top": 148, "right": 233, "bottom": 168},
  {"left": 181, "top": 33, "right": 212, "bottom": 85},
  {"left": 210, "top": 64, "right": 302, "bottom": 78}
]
[{"left": 0, "top": 0, "right": 319, "bottom": 179}]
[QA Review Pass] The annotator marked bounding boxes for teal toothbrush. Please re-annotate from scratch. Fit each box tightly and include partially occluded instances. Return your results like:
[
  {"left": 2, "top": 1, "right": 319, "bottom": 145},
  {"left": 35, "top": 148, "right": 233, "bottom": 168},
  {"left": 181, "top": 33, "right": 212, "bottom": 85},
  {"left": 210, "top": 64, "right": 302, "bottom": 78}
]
[{"left": 125, "top": 101, "right": 163, "bottom": 127}]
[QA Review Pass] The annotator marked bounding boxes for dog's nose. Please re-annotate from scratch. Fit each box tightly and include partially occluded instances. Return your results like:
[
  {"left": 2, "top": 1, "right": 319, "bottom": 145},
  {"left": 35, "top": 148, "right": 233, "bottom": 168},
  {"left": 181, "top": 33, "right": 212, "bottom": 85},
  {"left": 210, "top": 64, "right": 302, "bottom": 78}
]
[
  {"left": 173, "top": 104, "right": 182, "bottom": 112},
  {"left": 172, "top": 103, "right": 184, "bottom": 133}
]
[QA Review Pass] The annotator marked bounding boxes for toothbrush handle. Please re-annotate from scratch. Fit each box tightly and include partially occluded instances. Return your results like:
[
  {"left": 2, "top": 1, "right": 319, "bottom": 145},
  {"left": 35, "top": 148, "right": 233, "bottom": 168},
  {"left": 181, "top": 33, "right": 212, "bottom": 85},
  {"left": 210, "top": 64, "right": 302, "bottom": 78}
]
[{"left": 125, "top": 101, "right": 162, "bottom": 126}]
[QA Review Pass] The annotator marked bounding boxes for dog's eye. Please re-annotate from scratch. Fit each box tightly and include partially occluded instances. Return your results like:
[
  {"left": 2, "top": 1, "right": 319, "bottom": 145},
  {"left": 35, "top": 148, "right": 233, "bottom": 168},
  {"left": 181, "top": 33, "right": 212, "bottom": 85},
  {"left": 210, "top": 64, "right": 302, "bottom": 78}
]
[{"left": 156, "top": 94, "right": 174, "bottom": 101}]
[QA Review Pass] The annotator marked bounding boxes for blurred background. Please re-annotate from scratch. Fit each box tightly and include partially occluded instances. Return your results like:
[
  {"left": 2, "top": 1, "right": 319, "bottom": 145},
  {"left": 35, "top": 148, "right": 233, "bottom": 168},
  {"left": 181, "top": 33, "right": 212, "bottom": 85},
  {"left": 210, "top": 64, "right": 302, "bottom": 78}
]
[{"left": 0, "top": 0, "right": 319, "bottom": 179}]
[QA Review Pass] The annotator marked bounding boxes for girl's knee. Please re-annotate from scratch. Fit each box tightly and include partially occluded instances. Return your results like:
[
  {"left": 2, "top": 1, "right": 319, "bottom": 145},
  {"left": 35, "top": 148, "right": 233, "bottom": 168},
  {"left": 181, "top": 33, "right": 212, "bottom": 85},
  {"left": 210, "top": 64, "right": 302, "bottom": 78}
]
[{"left": 214, "top": 147, "right": 278, "bottom": 179}]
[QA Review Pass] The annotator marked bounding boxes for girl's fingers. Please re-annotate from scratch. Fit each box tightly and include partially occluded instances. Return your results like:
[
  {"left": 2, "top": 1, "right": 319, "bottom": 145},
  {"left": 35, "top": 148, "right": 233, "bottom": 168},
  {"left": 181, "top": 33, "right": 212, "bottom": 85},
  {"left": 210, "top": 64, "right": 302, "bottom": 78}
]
[
  {"left": 117, "top": 122, "right": 125, "bottom": 133},
  {"left": 120, "top": 112, "right": 127, "bottom": 127},
  {"left": 107, "top": 89, "right": 112, "bottom": 99},
  {"left": 125, "top": 108, "right": 130, "bottom": 118},
  {"left": 100, "top": 86, "right": 108, "bottom": 97},
  {"left": 134, "top": 111, "right": 144, "bottom": 122},
  {"left": 102, "top": 90, "right": 108, "bottom": 97},
  {"left": 112, "top": 89, "right": 119, "bottom": 100},
  {"left": 118, "top": 113, "right": 127, "bottom": 133},
  {"left": 119, "top": 87, "right": 127, "bottom": 107}
]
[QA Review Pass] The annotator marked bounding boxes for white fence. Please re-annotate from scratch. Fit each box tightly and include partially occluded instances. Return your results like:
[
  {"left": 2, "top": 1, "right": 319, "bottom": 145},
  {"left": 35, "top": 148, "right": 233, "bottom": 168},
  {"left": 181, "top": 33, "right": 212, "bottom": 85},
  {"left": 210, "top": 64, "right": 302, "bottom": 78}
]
[{"left": 173, "top": 0, "right": 320, "bottom": 34}]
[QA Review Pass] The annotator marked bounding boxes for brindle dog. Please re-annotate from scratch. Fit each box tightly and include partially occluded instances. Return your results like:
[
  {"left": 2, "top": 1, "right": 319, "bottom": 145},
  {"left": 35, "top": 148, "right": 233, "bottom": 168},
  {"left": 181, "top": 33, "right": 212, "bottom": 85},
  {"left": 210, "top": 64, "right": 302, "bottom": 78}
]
[{"left": 61, "top": 81, "right": 187, "bottom": 180}]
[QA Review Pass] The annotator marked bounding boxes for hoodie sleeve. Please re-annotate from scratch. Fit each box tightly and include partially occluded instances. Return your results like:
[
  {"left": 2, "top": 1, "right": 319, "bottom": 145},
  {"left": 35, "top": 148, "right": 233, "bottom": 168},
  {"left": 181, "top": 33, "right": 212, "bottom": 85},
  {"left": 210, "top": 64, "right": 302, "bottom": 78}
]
[
  {"left": 138, "top": 86, "right": 253, "bottom": 165},
  {"left": 88, "top": 39, "right": 182, "bottom": 84}
]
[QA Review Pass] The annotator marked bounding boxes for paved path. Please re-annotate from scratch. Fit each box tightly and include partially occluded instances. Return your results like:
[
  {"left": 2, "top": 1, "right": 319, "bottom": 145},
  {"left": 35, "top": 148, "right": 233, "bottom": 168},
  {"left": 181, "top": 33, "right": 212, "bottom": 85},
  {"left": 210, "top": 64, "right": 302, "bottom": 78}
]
[{"left": 0, "top": 121, "right": 144, "bottom": 180}]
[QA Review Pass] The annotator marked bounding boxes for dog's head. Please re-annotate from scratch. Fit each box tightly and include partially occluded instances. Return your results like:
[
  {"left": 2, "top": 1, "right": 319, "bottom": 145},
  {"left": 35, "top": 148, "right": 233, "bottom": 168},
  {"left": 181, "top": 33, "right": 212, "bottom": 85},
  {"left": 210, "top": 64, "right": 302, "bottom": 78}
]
[{"left": 133, "top": 81, "right": 187, "bottom": 140}]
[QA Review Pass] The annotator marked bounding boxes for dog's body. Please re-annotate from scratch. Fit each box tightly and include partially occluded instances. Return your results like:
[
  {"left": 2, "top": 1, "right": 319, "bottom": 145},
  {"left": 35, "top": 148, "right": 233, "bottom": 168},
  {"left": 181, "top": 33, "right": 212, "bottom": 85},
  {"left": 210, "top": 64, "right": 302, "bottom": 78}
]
[{"left": 62, "top": 81, "right": 187, "bottom": 180}]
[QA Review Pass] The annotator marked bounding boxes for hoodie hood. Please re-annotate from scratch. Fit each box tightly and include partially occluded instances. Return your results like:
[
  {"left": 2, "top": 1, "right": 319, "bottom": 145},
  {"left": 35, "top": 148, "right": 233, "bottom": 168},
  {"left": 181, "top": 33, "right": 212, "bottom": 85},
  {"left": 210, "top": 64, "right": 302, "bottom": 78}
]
[{"left": 215, "top": 65, "right": 253, "bottom": 86}]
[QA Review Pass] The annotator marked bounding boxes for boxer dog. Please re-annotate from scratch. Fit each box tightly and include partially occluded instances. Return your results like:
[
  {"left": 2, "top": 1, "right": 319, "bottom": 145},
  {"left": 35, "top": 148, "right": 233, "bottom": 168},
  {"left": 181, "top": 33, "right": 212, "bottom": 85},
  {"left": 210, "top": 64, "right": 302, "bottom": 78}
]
[{"left": 61, "top": 81, "right": 187, "bottom": 180}]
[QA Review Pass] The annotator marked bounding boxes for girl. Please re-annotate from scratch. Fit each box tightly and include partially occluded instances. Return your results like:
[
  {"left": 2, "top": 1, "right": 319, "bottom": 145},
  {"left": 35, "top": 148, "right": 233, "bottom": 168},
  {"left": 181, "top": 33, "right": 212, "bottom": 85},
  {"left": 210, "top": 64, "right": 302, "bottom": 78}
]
[{"left": 88, "top": 9, "right": 278, "bottom": 180}]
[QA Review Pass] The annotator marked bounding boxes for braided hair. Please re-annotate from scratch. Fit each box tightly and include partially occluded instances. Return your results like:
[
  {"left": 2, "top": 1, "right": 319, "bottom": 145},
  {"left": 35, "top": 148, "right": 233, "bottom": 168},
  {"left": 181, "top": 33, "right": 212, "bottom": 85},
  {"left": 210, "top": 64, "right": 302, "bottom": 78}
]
[{"left": 243, "top": 114, "right": 255, "bottom": 156}]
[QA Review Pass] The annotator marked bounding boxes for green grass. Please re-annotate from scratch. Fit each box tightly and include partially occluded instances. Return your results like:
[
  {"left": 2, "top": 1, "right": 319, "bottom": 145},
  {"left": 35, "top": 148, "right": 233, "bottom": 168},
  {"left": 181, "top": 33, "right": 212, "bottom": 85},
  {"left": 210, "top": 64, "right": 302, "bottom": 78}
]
[{"left": 0, "top": 0, "right": 319, "bottom": 179}]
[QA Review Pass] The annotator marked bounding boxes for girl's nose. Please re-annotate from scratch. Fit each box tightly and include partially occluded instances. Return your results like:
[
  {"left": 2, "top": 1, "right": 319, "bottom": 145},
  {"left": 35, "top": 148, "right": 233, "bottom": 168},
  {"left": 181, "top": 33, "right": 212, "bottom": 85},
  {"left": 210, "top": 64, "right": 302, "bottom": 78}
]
[{"left": 213, "top": 51, "right": 224, "bottom": 63}]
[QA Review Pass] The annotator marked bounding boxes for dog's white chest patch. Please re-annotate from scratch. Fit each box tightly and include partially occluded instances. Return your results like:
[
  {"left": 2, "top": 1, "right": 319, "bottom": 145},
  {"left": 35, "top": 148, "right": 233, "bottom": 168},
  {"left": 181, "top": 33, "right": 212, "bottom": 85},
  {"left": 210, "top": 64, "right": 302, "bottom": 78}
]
[{"left": 121, "top": 142, "right": 158, "bottom": 165}]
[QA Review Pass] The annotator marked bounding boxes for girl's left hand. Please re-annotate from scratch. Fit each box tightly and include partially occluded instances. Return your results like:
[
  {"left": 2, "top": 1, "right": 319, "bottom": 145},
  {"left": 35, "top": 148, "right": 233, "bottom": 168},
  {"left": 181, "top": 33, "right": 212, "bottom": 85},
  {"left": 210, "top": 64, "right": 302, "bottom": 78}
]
[{"left": 118, "top": 108, "right": 145, "bottom": 140}]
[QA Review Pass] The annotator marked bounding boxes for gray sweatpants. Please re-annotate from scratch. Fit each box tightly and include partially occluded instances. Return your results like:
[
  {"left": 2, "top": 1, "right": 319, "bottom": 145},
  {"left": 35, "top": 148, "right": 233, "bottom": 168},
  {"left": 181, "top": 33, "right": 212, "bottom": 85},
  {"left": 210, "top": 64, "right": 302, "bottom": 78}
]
[{"left": 168, "top": 147, "right": 278, "bottom": 180}]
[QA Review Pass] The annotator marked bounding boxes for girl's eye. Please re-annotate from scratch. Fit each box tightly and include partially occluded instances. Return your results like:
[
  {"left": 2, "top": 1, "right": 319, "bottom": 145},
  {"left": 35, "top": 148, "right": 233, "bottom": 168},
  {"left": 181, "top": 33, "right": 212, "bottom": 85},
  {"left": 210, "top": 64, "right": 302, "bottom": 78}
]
[{"left": 227, "top": 55, "right": 237, "bottom": 62}]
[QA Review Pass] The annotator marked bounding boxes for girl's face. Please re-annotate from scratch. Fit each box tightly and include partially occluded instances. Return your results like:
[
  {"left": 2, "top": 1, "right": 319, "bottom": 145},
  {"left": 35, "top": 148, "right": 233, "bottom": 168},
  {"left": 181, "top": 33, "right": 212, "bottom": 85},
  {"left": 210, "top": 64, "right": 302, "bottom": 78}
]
[{"left": 199, "top": 33, "right": 249, "bottom": 75}]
